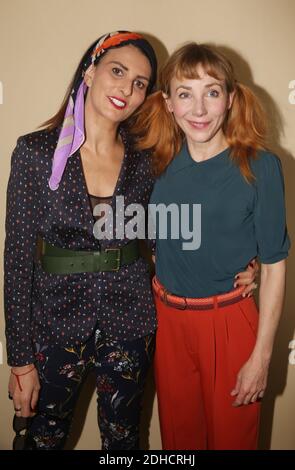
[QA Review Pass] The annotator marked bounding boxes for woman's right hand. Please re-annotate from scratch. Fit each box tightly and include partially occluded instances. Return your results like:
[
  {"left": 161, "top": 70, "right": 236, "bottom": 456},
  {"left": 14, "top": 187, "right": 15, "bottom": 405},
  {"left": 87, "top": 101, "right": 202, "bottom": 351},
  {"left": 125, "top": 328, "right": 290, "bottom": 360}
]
[
  {"left": 9, "top": 364, "right": 40, "bottom": 418},
  {"left": 234, "top": 258, "right": 259, "bottom": 297}
]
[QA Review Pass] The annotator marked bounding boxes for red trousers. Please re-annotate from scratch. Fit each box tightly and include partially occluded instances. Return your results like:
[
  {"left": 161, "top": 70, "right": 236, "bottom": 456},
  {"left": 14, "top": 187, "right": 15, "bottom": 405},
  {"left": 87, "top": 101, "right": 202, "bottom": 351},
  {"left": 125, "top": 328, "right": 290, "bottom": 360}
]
[{"left": 154, "top": 284, "right": 261, "bottom": 450}]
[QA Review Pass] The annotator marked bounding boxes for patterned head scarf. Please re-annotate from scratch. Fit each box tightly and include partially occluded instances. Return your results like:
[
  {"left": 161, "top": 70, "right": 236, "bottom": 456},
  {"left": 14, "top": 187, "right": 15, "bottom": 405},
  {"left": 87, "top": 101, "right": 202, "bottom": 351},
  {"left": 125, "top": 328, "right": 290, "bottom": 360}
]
[{"left": 48, "top": 31, "right": 157, "bottom": 190}]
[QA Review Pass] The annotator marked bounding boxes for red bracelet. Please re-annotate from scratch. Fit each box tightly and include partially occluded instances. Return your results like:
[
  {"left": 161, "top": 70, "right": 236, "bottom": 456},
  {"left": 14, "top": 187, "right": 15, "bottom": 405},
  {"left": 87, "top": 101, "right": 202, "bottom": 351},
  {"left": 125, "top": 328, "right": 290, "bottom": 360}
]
[{"left": 11, "top": 365, "right": 35, "bottom": 392}]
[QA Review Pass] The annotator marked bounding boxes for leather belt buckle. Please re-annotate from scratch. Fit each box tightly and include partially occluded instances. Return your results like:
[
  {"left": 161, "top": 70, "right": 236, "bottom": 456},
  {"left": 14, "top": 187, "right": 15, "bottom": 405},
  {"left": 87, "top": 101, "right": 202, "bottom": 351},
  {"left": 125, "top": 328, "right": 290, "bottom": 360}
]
[
  {"left": 105, "top": 248, "right": 121, "bottom": 271},
  {"left": 175, "top": 296, "right": 187, "bottom": 310},
  {"left": 161, "top": 289, "right": 187, "bottom": 310}
]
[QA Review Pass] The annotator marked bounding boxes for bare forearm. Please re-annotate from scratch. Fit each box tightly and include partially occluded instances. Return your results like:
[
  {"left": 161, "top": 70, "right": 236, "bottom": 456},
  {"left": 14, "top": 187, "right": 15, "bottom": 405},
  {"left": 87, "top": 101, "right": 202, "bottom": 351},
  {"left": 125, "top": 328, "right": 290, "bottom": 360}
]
[{"left": 253, "top": 260, "right": 286, "bottom": 361}]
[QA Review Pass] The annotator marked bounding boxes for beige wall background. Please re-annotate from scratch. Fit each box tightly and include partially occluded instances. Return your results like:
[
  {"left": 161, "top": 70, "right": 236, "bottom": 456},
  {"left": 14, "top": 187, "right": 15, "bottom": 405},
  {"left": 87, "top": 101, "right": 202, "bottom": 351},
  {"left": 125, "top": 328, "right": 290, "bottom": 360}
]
[{"left": 0, "top": 0, "right": 294, "bottom": 450}]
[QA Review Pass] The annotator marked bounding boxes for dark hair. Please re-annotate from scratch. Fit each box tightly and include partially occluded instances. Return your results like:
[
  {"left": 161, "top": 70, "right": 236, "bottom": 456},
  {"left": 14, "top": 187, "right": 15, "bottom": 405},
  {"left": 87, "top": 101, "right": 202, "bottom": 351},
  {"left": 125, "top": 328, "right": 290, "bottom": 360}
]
[{"left": 41, "top": 33, "right": 157, "bottom": 130}]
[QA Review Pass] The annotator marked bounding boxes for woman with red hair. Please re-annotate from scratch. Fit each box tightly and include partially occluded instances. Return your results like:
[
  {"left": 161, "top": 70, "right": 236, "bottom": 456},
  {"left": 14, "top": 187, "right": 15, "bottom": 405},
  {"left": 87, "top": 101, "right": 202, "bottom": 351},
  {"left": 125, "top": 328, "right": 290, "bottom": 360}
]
[{"left": 132, "top": 43, "right": 290, "bottom": 450}]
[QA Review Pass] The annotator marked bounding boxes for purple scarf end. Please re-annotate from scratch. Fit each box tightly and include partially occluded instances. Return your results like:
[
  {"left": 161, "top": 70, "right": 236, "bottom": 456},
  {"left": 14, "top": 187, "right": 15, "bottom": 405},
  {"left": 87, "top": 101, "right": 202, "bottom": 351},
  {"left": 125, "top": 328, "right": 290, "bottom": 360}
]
[
  {"left": 48, "top": 81, "right": 87, "bottom": 191},
  {"left": 48, "top": 177, "right": 59, "bottom": 191}
]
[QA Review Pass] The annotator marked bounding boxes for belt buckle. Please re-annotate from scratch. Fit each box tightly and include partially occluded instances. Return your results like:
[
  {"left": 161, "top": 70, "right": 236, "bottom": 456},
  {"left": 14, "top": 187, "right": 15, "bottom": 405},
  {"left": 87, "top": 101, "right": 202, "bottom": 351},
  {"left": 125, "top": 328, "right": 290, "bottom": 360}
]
[
  {"left": 175, "top": 296, "right": 187, "bottom": 310},
  {"left": 105, "top": 248, "right": 121, "bottom": 272},
  {"left": 162, "top": 289, "right": 187, "bottom": 310}
]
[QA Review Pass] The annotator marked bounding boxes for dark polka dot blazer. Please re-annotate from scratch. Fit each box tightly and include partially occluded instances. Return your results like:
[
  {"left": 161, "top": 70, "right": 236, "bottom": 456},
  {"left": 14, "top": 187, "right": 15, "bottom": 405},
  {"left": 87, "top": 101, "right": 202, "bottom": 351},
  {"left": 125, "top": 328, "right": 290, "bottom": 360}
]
[{"left": 4, "top": 127, "right": 157, "bottom": 366}]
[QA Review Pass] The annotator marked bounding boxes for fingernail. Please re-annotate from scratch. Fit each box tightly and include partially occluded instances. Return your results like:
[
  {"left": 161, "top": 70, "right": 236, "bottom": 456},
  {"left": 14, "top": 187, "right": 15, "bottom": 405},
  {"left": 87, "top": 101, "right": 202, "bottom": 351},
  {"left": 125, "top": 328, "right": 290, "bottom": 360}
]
[
  {"left": 242, "top": 293, "right": 246, "bottom": 297},
  {"left": 234, "top": 283, "right": 237, "bottom": 288}
]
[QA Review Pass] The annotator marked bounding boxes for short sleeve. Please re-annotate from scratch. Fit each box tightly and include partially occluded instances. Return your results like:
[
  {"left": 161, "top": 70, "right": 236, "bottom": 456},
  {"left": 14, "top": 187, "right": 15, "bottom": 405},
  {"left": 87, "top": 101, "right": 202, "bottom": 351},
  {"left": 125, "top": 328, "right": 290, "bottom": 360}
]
[{"left": 253, "top": 152, "right": 290, "bottom": 264}]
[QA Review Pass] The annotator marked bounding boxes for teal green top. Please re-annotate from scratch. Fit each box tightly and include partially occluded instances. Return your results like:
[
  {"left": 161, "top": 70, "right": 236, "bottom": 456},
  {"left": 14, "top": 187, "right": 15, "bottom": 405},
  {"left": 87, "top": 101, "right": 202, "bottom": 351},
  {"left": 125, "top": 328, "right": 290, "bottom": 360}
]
[{"left": 149, "top": 143, "right": 290, "bottom": 298}]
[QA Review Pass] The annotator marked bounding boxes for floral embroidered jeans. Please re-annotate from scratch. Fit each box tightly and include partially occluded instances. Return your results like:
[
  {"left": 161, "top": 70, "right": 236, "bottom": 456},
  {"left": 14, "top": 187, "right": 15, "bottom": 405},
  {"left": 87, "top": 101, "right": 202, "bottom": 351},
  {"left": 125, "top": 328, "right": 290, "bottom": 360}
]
[{"left": 24, "top": 329, "right": 155, "bottom": 450}]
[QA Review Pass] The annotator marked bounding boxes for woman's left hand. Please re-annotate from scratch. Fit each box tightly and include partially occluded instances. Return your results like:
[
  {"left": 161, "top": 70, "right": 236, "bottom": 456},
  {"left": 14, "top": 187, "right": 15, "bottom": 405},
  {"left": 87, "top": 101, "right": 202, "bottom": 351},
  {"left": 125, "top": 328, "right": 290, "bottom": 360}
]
[
  {"left": 230, "top": 353, "right": 269, "bottom": 406},
  {"left": 234, "top": 258, "right": 259, "bottom": 297}
]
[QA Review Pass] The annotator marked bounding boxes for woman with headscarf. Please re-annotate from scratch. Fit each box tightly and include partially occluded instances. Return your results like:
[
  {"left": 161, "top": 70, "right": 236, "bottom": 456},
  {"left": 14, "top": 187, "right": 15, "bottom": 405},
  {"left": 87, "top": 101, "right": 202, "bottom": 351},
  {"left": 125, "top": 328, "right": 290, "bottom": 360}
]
[{"left": 5, "top": 31, "right": 159, "bottom": 450}]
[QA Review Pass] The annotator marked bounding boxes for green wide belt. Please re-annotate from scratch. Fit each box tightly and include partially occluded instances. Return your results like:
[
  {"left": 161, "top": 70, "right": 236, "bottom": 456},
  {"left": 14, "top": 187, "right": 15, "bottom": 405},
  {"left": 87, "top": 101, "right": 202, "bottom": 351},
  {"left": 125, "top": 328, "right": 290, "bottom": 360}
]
[{"left": 40, "top": 239, "right": 140, "bottom": 274}]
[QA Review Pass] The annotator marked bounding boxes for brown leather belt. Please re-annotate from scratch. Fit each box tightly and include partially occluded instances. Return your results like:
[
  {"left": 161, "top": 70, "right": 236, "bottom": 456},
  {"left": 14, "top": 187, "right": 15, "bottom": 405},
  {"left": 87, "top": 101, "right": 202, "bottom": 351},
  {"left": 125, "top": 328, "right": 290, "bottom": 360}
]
[{"left": 152, "top": 276, "right": 245, "bottom": 310}]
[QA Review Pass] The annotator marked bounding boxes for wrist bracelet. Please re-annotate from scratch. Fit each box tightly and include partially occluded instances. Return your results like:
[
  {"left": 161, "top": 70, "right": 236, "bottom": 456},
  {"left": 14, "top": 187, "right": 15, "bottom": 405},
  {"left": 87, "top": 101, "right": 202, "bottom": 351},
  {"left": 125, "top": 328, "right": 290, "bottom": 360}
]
[{"left": 11, "top": 365, "right": 35, "bottom": 392}]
